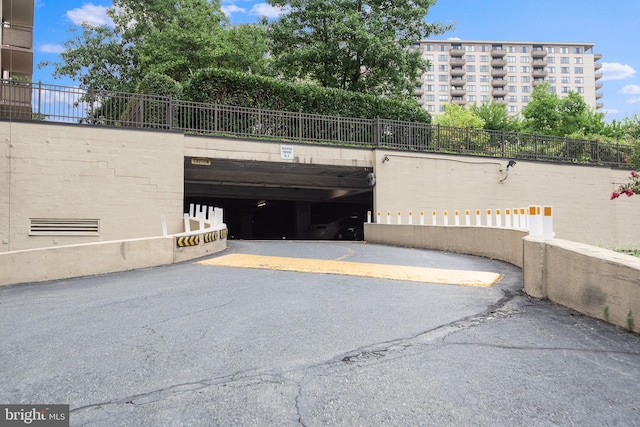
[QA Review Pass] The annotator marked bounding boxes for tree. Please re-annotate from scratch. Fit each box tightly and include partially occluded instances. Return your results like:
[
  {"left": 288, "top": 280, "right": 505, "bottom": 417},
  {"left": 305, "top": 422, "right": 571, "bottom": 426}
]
[
  {"left": 266, "top": 0, "right": 452, "bottom": 97},
  {"left": 38, "top": 0, "right": 271, "bottom": 91},
  {"left": 468, "top": 102, "right": 519, "bottom": 131},
  {"left": 434, "top": 103, "right": 484, "bottom": 128},
  {"left": 520, "top": 82, "right": 562, "bottom": 135}
]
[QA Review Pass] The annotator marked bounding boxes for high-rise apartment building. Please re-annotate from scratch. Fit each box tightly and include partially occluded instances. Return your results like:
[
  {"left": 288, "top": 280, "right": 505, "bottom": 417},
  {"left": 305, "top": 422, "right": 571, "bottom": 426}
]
[
  {"left": 0, "top": 0, "right": 34, "bottom": 118},
  {"left": 414, "top": 40, "right": 603, "bottom": 115}
]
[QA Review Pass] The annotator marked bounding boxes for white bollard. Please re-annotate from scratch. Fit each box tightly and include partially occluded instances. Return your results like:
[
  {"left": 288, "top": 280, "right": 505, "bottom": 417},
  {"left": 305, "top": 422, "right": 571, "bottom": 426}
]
[
  {"left": 542, "top": 205, "right": 553, "bottom": 240},
  {"left": 454, "top": 210, "right": 460, "bottom": 226},
  {"left": 512, "top": 208, "right": 519, "bottom": 228},
  {"left": 443, "top": 211, "right": 449, "bottom": 226},
  {"left": 161, "top": 215, "right": 168, "bottom": 237},
  {"left": 495, "top": 209, "right": 502, "bottom": 227},
  {"left": 397, "top": 211, "right": 402, "bottom": 224},
  {"left": 465, "top": 210, "right": 471, "bottom": 226},
  {"left": 408, "top": 211, "right": 413, "bottom": 225},
  {"left": 475, "top": 209, "right": 482, "bottom": 226},
  {"left": 505, "top": 209, "right": 512, "bottom": 228},
  {"left": 377, "top": 211, "right": 381, "bottom": 224},
  {"left": 189, "top": 203, "right": 195, "bottom": 218},
  {"left": 367, "top": 210, "right": 372, "bottom": 223},
  {"left": 520, "top": 208, "right": 527, "bottom": 229},
  {"left": 420, "top": 211, "right": 425, "bottom": 225},
  {"left": 386, "top": 211, "right": 391, "bottom": 225},
  {"left": 432, "top": 211, "right": 437, "bottom": 226},
  {"left": 486, "top": 209, "right": 493, "bottom": 227},
  {"left": 528, "top": 205, "right": 542, "bottom": 237}
]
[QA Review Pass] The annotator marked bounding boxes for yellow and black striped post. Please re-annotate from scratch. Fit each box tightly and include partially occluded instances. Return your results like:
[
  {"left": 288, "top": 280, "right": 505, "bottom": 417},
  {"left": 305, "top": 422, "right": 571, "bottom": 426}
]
[{"left": 176, "top": 235, "right": 200, "bottom": 248}]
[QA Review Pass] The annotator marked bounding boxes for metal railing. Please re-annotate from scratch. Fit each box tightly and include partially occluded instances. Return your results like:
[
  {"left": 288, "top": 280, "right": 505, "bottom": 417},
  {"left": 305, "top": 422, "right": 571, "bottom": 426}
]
[{"left": 0, "top": 80, "right": 633, "bottom": 168}]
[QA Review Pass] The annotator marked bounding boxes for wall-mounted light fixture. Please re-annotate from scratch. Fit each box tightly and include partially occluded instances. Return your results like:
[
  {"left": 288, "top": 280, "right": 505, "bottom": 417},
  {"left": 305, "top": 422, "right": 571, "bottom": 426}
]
[
  {"left": 382, "top": 155, "right": 390, "bottom": 163},
  {"left": 506, "top": 160, "right": 517, "bottom": 170},
  {"left": 257, "top": 200, "right": 267, "bottom": 208},
  {"left": 499, "top": 160, "right": 517, "bottom": 183}
]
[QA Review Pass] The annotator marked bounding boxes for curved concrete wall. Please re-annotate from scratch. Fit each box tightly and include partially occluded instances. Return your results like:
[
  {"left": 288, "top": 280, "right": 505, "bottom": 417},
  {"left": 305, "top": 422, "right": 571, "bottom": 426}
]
[{"left": 365, "top": 223, "right": 640, "bottom": 333}]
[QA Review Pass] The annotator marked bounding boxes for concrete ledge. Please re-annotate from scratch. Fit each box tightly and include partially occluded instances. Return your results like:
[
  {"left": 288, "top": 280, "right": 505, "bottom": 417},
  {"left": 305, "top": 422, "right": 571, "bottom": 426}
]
[
  {"left": 524, "top": 237, "right": 640, "bottom": 333},
  {"left": 0, "top": 230, "right": 227, "bottom": 287},
  {"left": 364, "top": 223, "right": 527, "bottom": 268}
]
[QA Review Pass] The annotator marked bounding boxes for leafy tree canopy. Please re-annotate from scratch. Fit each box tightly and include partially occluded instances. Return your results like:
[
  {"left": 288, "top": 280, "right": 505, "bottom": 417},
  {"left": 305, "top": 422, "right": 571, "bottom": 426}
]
[
  {"left": 434, "top": 103, "right": 484, "bottom": 128},
  {"left": 266, "top": 0, "right": 452, "bottom": 98}
]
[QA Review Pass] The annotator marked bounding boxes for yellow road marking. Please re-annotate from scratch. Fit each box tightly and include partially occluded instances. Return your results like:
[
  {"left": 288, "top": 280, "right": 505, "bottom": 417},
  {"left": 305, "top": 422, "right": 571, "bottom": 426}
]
[{"left": 198, "top": 254, "right": 501, "bottom": 287}]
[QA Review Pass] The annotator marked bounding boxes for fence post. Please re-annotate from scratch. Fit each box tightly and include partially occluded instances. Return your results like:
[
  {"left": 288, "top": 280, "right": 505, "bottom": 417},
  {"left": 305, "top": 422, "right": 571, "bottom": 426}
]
[
  {"left": 565, "top": 137, "right": 570, "bottom": 161},
  {"left": 374, "top": 118, "right": 381, "bottom": 147},
  {"left": 167, "top": 96, "right": 173, "bottom": 130},
  {"left": 501, "top": 129, "right": 505, "bottom": 157},
  {"left": 37, "top": 81, "right": 42, "bottom": 118},
  {"left": 436, "top": 123, "right": 441, "bottom": 150},
  {"left": 616, "top": 143, "right": 621, "bottom": 166}
]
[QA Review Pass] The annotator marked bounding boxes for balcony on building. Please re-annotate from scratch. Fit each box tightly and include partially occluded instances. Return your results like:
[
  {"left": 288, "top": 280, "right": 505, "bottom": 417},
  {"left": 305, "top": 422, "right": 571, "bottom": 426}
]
[
  {"left": 595, "top": 72, "right": 602, "bottom": 80},
  {"left": 491, "top": 68, "right": 507, "bottom": 77},
  {"left": 449, "top": 46, "right": 464, "bottom": 57},
  {"left": 450, "top": 67, "right": 466, "bottom": 77},
  {"left": 492, "top": 98, "right": 507, "bottom": 105},
  {"left": 492, "top": 88, "right": 508, "bottom": 97},
  {"left": 532, "top": 68, "right": 548, "bottom": 78},
  {"left": 449, "top": 57, "right": 465, "bottom": 67},
  {"left": 594, "top": 53, "right": 603, "bottom": 61},
  {"left": 531, "top": 47, "right": 547, "bottom": 58},
  {"left": 491, "top": 58, "right": 507, "bottom": 67},
  {"left": 596, "top": 102, "right": 603, "bottom": 109},
  {"left": 452, "top": 97, "right": 466, "bottom": 106},
  {"left": 532, "top": 79, "right": 545, "bottom": 87},
  {"left": 450, "top": 87, "right": 466, "bottom": 97},
  {"left": 491, "top": 46, "right": 506, "bottom": 56},
  {"left": 595, "top": 82, "right": 603, "bottom": 90},
  {"left": 594, "top": 62, "right": 602, "bottom": 71},
  {"left": 596, "top": 92, "right": 603, "bottom": 100},
  {"left": 532, "top": 59, "right": 547, "bottom": 67}
]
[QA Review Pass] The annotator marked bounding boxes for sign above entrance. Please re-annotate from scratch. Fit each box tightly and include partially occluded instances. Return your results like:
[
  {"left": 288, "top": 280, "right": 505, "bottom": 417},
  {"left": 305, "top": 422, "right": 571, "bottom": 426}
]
[{"left": 280, "top": 145, "right": 294, "bottom": 160}]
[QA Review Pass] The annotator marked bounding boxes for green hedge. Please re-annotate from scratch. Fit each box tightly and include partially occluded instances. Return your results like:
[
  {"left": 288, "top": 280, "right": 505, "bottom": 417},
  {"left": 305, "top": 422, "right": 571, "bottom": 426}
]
[{"left": 182, "top": 68, "right": 430, "bottom": 123}]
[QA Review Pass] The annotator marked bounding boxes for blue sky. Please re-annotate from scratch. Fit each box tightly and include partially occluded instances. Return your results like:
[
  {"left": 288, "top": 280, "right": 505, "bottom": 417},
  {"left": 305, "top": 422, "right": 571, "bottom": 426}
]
[{"left": 34, "top": 0, "right": 640, "bottom": 121}]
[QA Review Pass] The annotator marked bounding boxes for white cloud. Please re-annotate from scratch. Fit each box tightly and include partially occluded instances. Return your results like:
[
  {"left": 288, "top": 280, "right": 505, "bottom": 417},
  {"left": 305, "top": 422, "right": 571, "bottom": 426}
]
[
  {"left": 250, "top": 3, "right": 286, "bottom": 18},
  {"left": 621, "top": 84, "right": 640, "bottom": 95},
  {"left": 600, "top": 62, "right": 635, "bottom": 81},
  {"left": 627, "top": 97, "right": 640, "bottom": 105},
  {"left": 39, "top": 43, "right": 65, "bottom": 54},
  {"left": 66, "top": 3, "right": 113, "bottom": 27},
  {"left": 222, "top": 5, "right": 246, "bottom": 16}
]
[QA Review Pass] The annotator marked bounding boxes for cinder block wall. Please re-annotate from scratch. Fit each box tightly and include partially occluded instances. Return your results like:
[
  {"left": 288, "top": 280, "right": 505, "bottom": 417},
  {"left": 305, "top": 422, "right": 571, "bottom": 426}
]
[
  {"left": 0, "top": 121, "right": 185, "bottom": 252},
  {"left": 372, "top": 151, "right": 640, "bottom": 250}
]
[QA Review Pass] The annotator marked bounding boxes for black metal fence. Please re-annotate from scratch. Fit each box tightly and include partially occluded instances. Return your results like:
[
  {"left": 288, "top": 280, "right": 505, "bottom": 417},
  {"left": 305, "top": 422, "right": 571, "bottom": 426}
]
[{"left": 0, "top": 80, "right": 632, "bottom": 168}]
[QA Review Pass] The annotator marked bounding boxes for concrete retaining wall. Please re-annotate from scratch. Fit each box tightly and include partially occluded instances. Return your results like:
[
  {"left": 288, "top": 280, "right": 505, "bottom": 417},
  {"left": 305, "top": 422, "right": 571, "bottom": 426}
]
[
  {"left": 365, "top": 223, "right": 640, "bottom": 333},
  {"left": 0, "top": 229, "right": 227, "bottom": 287}
]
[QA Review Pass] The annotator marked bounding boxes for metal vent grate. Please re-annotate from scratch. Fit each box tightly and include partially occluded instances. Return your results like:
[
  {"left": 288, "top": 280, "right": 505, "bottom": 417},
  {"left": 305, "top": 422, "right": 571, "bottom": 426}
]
[{"left": 30, "top": 218, "right": 100, "bottom": 236}]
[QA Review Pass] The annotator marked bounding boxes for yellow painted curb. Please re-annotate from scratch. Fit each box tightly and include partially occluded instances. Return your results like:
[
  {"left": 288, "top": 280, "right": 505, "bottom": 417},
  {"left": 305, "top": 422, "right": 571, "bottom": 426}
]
[{"left": 198, "top": 254, "right": 501, "bottom": 287}]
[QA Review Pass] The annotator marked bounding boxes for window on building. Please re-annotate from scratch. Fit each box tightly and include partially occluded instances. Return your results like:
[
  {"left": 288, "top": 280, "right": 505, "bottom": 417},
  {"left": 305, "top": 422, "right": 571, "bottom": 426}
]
[
  {"left": 547, "top": 57, "right": 555, "bottom": 63},
  {"left": 507, "top": 66, "right": 516, "bottom": 73},
  {"left": 438, "top": 54, "right": 448, "bottom": 61},
  {"left": 439, "top": 85, "right": 448, "bottom": 91},
  {"left": 439, "top": 105, "right": 446, "bottom": 112},
  {"left": 508, "top": 95, "right": 517, "bottom": 102},
  {"left": 480, "top": 75, "right": 490, "bottom": 82},
  {"left": 438, "top": 64, "right": 448, "bottom": 71},
  {"left": 522, "top": 96, "right": 531, "bottom": 102},
  {"left": 465, "top": 45, "right": 475, "bottom": 52},
  {"left": 466, "top": 75, "right": 476, "bottom": 82},
  {"left": 480, "top": 45, "right": 489, "bottom": 52},
  {"left": 439, "top": 94, "right": 448, "bottom": 101},
  {"left": 509, "top": 105, "right": 518, "bottom": 113},
  {"left": 549, "top": 86, "right": 557, "bottom": 93},
  {"left": 562, "top": 86, "right": 570, "bottom": 93},
  {"left": 424, "top": 44, "right": 434, "bottom": 51},
  {"left": 425, "top": 94, "right": 435, "bottom": 101},
  {"left": 574, "top": 77, "right": 583, "bottom": 84},
  {"left": 574, "top": 67, "right": 583, "bottom": 73},
  {"left": 547, "top": 66, "right": 555, "bottom": 73},
  {"left": 439, "top": 74, "right": 448, "bottom": 81},
  {"left": 508, "top": 75, "right": 517, "bottom": 82},
  {"left": 466, "top": 55, "right": 475, "bottom": 61},
  {"left": 560, "top": 67, "right": 569, "bottom": 73},
  {"left": 520, "top": 66, "right": 530, "bottom": 73},
  {"left": 521, "top": 86, "right": 530, "bottom": 93},
  {"left": 576, "top": 87, "right": 584, "bottom": 93},
  {"left": 426, "top": 64, "right": 434, "bottom": 71},
  {"left": 466, "top": 65, "right": 476, "bottom": 72},
  {"left": 575, "top": 57, "right": 583, "bottom": 64},
  {"left": 439, "top": 45, "right": 447, "bottom": 51},
  {"left": 480, "top": 95, "right": 490, "bottom": 102},
  {"left": 507, "top": 46, "right": 516, "bottom": 53},
  {"left": 467, "top": 95, "right": 476, "bottom": 102},
  {"left": 508, "top": 86, "right": 517, "bottom": 92},
  {"left": 548, "top": 76, "right": 556, "bottom": 83},
  {"left": 425, "top": 84, "right": 434, "bottom": 91},
  {"left": 466, "top": 85, "right": 476, "bottom": 92},
  {"left": 520, "top": 56, "right": 530, "bottom": 63},
  {"left": 426, "top": 105, "right": 435, "bottom": 112},
  {"left": 546, "top": 47, "right": 555, "bottom": 53},
  {"left": 561, "top": 77, "right": 570, "bottom": 84},
  {"left": 560, "top": 47, "right": 568, "bottom": 54},
  {"left": 574, "top": 47, "right": 583, "bottom": 54},
  {"left": 507, "top": 56, "right": 516, "bottom": 63},
  {"left": 520, "top": 46, "right": 529, "bottom": 53},
  {"left": 560, "top": 57, "right": 569, "bottom": 64},
  {"left": 521, "top": 76, "right": 530, "bottom": 83},
  {"left": 480, "top": 85, "right": 490, "bottom": 92},
  {"left": 480, "top": 55, "right": 489, "bottom": 62},
  {"left": 480, "top": 65, "right": 489, "bottom": 72},
  {"left": 425, "top": 74, "right": 435, "bottom": 81},
  {"left": 424, "top": 54, "right": 434, "bottom": 61}
]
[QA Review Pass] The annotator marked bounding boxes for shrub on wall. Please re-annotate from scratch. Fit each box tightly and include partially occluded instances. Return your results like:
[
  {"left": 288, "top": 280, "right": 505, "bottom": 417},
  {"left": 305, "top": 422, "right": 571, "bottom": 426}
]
[{"left": 182, "top": 68, "right": 430, "bottom": 123}]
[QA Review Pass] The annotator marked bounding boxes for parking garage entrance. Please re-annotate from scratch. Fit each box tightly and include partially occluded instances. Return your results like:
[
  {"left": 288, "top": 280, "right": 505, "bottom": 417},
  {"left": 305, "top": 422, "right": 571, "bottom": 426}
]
[{"left": 184, "top": 157, "right": 374, "bottom": 240}]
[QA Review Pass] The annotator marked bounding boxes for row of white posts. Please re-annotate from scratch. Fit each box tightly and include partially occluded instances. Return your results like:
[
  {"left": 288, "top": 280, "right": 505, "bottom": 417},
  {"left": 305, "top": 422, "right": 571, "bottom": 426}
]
[
  {"left": 367, "top": 205, "right": 554, "bottom": 240},
  {"left": 184, "top": 203, "right": 225, "bottom": 233}
]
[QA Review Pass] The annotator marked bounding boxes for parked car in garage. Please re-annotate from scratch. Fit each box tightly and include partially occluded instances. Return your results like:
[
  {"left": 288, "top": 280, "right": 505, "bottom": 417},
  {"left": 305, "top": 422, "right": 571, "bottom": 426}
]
[{"left": 309, "top": 216, "right": 364, "bottom": 240}]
